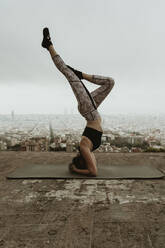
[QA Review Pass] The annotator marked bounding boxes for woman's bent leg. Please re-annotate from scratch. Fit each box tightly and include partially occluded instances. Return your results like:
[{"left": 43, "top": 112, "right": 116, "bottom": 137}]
[{"left": 83, "top": 73, "right": 115, "bottom": 108}]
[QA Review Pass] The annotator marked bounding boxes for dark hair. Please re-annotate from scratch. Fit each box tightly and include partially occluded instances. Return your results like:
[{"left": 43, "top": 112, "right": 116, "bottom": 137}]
[{"left": 72, "top": 153, "right": 87, "bottom": 170}]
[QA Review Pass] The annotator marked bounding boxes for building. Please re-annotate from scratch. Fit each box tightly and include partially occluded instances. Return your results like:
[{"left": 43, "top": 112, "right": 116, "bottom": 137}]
[
  {"left": 0, "top": 140, "right": 7, "bottom": 151},
  {"left": 66, "top": 142, "right": 74, "bottom": 152},
  {"left": 22, "top": 137, "right": 49, "bottom": 151}
]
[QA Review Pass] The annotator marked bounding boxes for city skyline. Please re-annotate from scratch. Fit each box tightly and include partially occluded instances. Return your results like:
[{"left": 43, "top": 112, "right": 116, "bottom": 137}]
[
  {"left": 0, "top": 0, "right": 165, "bottom": 115},
  {"left": 1, "top": 109, "right": 165, "bottom": 116},
  {"left": 0, "top": 111, "right": 165, "bottom": 153}
]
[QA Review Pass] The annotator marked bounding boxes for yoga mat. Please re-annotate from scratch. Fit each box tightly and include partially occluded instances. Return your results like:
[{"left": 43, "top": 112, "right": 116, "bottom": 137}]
[{"left": 6, "top": 164, "right": 164, "bottom": 179}]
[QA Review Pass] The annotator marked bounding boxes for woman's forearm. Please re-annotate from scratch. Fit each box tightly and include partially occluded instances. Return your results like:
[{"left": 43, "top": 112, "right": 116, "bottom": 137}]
[
  {"left": 72, "top": 167, "right": 96, "bottom": 177},
  {"left": 73, "top": 167, "right": 91, "bottom": 175}
]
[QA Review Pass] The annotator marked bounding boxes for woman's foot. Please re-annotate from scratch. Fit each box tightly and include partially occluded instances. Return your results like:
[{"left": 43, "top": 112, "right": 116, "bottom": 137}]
[{"left": 41, "top": 27, "right": 52, "bottom": 50}]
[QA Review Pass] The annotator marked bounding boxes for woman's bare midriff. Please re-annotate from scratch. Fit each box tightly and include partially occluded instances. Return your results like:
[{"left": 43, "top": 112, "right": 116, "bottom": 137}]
[{"left": 86, "top": 117, "right": 103, "bottom": 132}]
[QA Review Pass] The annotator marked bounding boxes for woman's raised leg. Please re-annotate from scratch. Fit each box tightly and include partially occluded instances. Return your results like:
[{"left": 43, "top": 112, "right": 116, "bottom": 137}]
[
  {"left": 41, "top": 28, "right": 98, "bottom": 120},
  {"left": 48, "top": 45, "right": 96, "bottom": 113},
  {"left": 41, "top": 27, "right": 114, "bottom": 120}
]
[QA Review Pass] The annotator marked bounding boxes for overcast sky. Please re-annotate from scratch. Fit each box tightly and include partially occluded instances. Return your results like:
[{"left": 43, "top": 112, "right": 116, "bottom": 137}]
[{"left": 0, "top": 0, "right": 164, "bottom": 115}]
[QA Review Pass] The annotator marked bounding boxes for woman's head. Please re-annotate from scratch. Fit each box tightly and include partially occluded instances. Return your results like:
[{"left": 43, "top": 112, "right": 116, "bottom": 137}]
[{"left": 71, "top": 152, "right": 87, "bottom": 170}]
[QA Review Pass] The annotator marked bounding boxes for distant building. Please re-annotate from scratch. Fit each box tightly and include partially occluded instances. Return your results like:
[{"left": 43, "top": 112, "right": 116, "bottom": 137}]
[
  {"left": 0, "top": 141, "right": 7, "bottom": 150},
  {"left": 131, "top": 136, "right": 144, "bottom": 145},
  {"left": 147, "top": 137, "right": 160, "bottom": 147},
  {"left": 66, "top": 142, "right": 74, "bottom": 152},
  {"left": 161, "top": 137, "right": 165, "bottom": 147},
  {"left": 22, "top": 137, "right": 49, "bottom": 151},
  {"left": 111, "top": 135, "right": 145, "bottom": 146},
  {"left": 11, "top": 110, "right": 14, "bottom": 121},
  {"left": 131, "top": 147, "right": 142, "bottom": 152},
  {"left": 49, "top": 122, "right": 54, "bottom": 143},
  {"left": 121, "top": 146, "right": 130, "bottom": 153}
]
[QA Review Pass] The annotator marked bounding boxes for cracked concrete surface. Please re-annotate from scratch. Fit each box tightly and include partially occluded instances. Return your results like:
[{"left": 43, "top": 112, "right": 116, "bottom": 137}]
[{"left": 0, "top": 151, "right": 165, "bottom": 247}]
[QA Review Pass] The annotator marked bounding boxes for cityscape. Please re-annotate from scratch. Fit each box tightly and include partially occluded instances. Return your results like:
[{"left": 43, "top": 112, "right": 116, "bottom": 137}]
[{"left": 0, "top": 111, "right": 165, "bottom": 153}]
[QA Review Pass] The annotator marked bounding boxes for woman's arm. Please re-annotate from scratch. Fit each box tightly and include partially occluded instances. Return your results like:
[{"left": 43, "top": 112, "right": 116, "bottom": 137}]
[
  {"left": 72, "top": 164, "right": 91, "bottom": 175},
  {"left": 72, "top": 164, "right": 97, "bottom": 177},
  {"left": 80, "top": 145, "right": 98, "bottom": 176}
]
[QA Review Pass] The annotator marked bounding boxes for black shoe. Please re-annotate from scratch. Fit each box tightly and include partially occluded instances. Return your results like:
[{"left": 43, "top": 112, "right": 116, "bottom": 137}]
[
  {"left": 67, "top": 65, "right": 83, "bottom": 80},
  {"left": 41, "top": 27, "right": 52, "bottom": 50}
]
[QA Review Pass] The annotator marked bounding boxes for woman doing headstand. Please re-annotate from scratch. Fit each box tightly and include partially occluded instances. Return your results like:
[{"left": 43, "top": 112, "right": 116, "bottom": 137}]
[{"left": 41, "top": 28, "right": 115, "bottom": 177}]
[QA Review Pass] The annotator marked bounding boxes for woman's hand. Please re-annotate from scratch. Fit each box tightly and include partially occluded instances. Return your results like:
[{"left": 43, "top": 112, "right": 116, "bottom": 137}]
[
  {"left": 71, "top": 164, "right": 76, "bottom": 171},
  {"left": 69, "top": 163, "right": 76, "bottom": 173}
]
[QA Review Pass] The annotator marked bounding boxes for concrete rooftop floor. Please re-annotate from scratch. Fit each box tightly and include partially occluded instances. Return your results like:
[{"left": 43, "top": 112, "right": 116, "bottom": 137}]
[{"left": 0, "top": 151, "right": 165, "bottom": 248}]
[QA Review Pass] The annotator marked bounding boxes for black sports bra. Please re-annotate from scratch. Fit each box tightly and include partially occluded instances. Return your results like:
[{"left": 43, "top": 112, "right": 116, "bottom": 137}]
[{"left": 82, "top": 126, "right": 103, "bottom": 151}]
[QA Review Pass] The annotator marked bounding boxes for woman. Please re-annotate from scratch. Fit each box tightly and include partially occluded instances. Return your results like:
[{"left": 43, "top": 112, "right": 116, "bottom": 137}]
[{"left": 42, "top": 27, "right": 115, "bottom": 177}]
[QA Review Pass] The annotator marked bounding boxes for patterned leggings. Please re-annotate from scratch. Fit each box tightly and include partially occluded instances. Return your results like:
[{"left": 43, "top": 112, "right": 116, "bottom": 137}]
[{"left": 52, "top": 54, "right": 115, "bottom": 121}]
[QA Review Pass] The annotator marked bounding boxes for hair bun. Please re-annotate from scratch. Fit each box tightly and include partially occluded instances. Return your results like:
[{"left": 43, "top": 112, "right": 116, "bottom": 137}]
[{"left": 72, "top": 154, "right": 87, "bottom": 170}]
